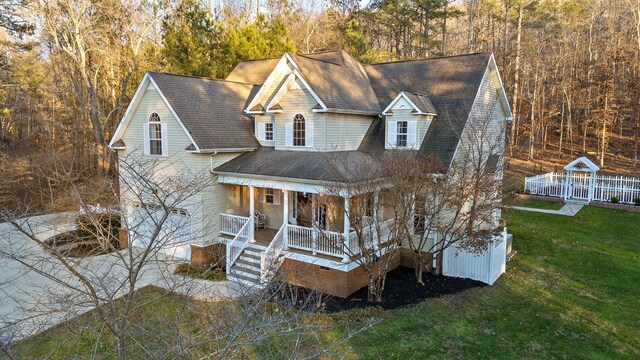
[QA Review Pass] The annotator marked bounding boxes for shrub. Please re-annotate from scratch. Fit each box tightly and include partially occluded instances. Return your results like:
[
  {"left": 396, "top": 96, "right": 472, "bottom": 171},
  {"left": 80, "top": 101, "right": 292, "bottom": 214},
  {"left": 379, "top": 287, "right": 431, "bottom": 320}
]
[
  {"left": 610, "top": 197, "right": 620, "bottom": 204},
  {"left": 75, "top": 212, "right": 121, "bottom": 239},
  {"left": 634, "top": 198, "right": 640, "bottom": 206},
  {"left": 174, "top": 263, "right": 227, "bottom": 281}
]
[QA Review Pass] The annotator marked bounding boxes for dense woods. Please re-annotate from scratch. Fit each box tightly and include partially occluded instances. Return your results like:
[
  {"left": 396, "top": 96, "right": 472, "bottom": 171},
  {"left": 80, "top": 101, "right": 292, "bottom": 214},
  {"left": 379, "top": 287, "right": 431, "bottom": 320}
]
[{"left": 1, "top": 0, "right": 639, "bottom": 211}]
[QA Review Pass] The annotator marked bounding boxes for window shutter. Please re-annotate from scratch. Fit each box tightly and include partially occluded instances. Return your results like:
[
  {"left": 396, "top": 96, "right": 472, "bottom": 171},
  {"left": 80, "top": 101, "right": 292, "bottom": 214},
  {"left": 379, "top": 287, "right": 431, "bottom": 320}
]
[
  {"left": 285, "top": 122, "right": 293, "bottom": 146},
  {"left": 259, "top": 188, "right": 265, "bottom": 203},
  {"left": 387, "top": 120, "right": 397, "bottom": 148},
  {"left": 161, "top": 123, "right": 169, "bottom": 156},
  {"left": 305, "top": 120, "right": 313, "bottom": 147},
  {"left": 143, "top": 123, "right": 150, "bottom": 155},
  {"left": 407, "top": 121, "right": 417, "bottom": 149},
  {"left": 274, "top": 191, "right": 281, "bottom": 205},
  {"left": 258, "top": 122, "right": 266, "bottom": 141}
]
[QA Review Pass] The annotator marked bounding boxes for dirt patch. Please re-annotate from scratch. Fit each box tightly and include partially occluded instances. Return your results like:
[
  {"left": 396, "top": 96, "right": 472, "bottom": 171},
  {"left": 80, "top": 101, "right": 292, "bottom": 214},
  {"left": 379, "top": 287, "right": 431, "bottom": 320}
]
[{"left": 295, "top": 266, "right": 486, "bottom": 312}]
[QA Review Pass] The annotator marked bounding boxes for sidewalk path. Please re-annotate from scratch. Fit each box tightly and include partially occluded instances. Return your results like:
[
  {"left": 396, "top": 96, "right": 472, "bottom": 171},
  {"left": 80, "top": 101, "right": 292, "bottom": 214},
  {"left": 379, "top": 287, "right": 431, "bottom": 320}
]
[{"left": 510, "top": 202, "right": 585, "bottom": 216}]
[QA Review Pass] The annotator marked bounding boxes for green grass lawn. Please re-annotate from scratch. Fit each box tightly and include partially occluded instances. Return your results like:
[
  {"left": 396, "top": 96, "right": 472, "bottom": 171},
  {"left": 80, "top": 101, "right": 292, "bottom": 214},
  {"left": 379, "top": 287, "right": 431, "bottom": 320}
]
[
  {"left": 511, "top": 198, "right": 565, "bottom": 210},
  {"left": 349, "top": 206, "right": 640, "bottom": 359},
  {"left": 12, "top": 206, "right": 640, "bottom": 359}
]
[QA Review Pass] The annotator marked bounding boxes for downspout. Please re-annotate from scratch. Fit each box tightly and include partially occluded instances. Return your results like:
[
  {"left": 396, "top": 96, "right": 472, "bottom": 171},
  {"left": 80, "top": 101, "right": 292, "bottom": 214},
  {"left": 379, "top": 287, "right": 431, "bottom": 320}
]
[{"left": 209, "top": 151, "right": 219, "bottom": 173}]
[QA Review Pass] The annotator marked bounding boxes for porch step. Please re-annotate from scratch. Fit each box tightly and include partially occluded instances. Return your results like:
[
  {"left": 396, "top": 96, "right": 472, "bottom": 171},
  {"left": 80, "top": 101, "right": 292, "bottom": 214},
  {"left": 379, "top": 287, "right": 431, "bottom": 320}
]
[{"left": 228, "top": 246, "right": 264, "bottom": 287}]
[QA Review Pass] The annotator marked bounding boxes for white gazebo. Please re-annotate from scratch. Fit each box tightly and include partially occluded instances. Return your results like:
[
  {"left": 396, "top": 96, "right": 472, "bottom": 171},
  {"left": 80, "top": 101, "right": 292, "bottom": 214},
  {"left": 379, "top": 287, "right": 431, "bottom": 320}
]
[{"left": 562, "top": 157, "right": 600, "bottom": 201}]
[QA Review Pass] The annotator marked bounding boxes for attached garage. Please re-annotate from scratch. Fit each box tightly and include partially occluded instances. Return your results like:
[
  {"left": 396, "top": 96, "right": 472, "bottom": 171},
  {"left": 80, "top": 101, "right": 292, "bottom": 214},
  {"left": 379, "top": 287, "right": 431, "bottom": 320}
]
[{"left": 128, "top": 203, "right": 193, "bottom": 259}]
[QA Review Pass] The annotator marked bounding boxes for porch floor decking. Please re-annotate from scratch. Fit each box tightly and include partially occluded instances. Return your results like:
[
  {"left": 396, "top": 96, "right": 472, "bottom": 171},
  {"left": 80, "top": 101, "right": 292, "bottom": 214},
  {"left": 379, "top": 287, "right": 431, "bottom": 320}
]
[{"left": 219, "top": 227, "right": 277, "bottom": 248}]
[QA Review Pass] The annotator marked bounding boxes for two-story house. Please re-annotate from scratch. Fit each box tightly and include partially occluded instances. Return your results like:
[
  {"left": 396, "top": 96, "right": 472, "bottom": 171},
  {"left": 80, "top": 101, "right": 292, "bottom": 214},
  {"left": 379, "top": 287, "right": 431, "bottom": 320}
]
[{"left": 108, "top": 51, "right": 512, "bottom": 297}]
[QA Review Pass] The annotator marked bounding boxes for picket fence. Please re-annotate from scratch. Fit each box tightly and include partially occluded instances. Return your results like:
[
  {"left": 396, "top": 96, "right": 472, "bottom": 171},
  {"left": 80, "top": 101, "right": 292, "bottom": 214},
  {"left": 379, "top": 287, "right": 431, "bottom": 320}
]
[{"left": 524, "top": 172, "right": 640, "bottom": 204}]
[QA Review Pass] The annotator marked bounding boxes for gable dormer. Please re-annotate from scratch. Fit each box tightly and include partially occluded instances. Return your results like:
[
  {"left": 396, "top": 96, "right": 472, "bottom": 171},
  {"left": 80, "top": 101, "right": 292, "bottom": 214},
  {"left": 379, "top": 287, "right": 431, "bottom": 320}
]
[{"left": 382, "top": 92, "right": 436, "bottom": 150}]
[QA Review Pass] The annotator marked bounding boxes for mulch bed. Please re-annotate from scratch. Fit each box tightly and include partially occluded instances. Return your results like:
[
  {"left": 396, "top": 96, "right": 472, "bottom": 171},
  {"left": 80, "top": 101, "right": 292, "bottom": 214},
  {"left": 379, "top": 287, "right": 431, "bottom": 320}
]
[
  {"left": 590, "top": 201, "right": 640, "bottom": 213},
  {"left": 321, "top": 266, "right": 485, "bottom": 312}
]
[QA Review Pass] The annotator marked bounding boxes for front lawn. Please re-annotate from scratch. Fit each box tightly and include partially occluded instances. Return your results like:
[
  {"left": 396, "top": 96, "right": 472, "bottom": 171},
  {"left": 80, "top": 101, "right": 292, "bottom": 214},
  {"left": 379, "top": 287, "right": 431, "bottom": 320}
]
[
  {"left": 12, "top": 206, "right": 640, "bottom": 359},
  {"left": 349, "top": 206, "right": 640, "bottom": 358}
]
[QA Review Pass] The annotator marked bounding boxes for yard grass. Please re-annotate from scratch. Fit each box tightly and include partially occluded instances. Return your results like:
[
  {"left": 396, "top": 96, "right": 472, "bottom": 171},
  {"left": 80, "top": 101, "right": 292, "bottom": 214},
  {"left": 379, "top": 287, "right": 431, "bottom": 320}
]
[
  {"left": 349, "top": 206, "right": 640, "bottom": 359},
  {"left": 511, "top": 198, "right": 565, "bottom": 210},
  {"left": 12, "top": 206, "right": 640, "bottom": 359}
]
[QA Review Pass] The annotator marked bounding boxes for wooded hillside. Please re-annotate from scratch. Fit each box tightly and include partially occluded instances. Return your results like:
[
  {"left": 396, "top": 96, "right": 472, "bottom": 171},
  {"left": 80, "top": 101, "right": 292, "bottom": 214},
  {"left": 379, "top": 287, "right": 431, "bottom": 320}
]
[{"left": 1, "top": 0, "right": 639, "bottom": 211}]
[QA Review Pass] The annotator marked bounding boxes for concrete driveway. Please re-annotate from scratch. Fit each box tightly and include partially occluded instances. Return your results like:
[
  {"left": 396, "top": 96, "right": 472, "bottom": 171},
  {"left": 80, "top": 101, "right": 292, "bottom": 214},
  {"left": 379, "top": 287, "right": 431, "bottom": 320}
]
[{"left": 0, "top": 212, "right": 246, "bottom": 343}]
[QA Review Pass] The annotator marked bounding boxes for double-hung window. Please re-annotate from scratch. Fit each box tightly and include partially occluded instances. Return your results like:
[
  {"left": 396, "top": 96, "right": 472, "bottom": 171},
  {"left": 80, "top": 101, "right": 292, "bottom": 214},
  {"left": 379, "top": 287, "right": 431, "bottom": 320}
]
[
  {"left": 396, "top": 121, "right": 408, "bottom": 147},
  {"left": 265, "top": 123, "right": 274, "bottom": 141},
  {"left": 265, "top": 188, "right": 275, "bottom": 204}
]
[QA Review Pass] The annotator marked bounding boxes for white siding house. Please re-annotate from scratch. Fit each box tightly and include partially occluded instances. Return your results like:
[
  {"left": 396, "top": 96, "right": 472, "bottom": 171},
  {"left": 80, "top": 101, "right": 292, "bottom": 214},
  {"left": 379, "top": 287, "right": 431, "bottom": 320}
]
[{"left": 108, "top": 51, "right": 512, "bottom": 296}]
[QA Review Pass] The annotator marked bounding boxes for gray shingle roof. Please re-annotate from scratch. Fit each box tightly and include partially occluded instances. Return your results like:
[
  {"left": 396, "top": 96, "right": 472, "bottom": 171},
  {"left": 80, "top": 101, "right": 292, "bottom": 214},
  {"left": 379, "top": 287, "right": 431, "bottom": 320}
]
[
  {"left": 213, "top": 147, "right": 382, "bottom": 183},
  {"left": 225, "top": 58, "right": 280, "bottom": 84},
  {"left": 364, "top": 53, "right": 492, "bottom": 167},
  {"left": 403, "top": 92, "right": 438, "bottom": 114},
  {"left": 291, "top": 52, "right": 381, "bottom": 114},
  {"left": 149, "top": 72, "right": 260, "bottom": 150}
]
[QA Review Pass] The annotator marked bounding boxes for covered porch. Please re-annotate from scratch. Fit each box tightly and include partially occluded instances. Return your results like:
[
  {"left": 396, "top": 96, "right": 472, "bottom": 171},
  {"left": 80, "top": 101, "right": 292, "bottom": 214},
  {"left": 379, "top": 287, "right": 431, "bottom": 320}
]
[{"left": 218, "top": 182, "right": 394, "bottom": 261}]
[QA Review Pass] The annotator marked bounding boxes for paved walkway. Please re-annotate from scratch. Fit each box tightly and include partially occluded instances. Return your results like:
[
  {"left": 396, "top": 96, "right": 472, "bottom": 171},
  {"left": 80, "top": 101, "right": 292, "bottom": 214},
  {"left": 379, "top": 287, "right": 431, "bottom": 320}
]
[
  {"left": 0, "top": 213, "right": 249, "bottom": 342},
  {"left": 510, "top": 201, "right": 586, "bottom": 216}
]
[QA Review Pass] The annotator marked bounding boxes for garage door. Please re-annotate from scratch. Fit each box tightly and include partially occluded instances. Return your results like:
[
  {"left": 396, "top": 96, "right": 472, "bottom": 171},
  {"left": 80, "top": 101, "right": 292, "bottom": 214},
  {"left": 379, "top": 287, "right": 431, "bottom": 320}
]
[{"left": 129, "top": 204, "right": 192, "bottom": 259}]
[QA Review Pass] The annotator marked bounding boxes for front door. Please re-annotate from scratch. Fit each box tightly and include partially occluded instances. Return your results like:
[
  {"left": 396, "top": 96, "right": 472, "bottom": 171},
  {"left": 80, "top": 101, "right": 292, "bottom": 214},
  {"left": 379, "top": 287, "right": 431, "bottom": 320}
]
[
  {"left": 296, "top": 192, "right": 313, "bottom": 228},
  {"left": 314, "top": 204, "right": 327, "bottom": 230}
]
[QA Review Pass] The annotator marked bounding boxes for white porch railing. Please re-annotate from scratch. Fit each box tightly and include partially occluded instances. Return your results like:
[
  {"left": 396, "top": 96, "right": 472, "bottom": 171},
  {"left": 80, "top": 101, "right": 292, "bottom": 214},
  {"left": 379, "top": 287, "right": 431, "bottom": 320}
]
[
  {"left": 221, "top": 214, "right": 249, "bottom": 236},
  {"left": 260, "top": 223, "right": 287, "bottom": 284},
  {"left": 525, "top": 172, "right": 640, "bottom": 204},
  {"left": 349, "top": 218, "right": 394, "bottom": 256},
  {"left": 286, "top": 224, "right": 343, "bottom": 257},
  {"left": 225, "top": 217, "right": 253, "bottom": 274}
]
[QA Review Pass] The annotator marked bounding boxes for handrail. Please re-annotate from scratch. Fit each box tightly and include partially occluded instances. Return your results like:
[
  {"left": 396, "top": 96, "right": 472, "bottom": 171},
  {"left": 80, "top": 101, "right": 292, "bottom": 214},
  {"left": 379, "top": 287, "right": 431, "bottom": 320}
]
[
  {"left": 220, "top": 213, "right": 249, "bottom": 235},
  {"left": 225, "top": 216, "right": 253, "bottom": 274},
  {"left": 260, "top": 223, "right": 287, "bottom": 283}
]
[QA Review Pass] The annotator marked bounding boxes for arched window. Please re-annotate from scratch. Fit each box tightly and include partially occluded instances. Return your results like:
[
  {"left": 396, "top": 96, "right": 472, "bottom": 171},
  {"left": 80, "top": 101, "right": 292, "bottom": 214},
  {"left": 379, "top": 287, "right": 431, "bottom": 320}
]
[
  {"left": 148, "top": 113, "right": 163, "bottom": 155},
  {"left": 293, "top": 114, "right": 305, "bottom": 146}
]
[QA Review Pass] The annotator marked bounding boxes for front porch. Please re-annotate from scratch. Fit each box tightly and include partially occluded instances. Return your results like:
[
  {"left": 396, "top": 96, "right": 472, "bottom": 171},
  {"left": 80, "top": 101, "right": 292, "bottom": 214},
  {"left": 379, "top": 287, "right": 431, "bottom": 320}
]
[{"left": 219, "top": 184, "right": 395, "bottom": 262}]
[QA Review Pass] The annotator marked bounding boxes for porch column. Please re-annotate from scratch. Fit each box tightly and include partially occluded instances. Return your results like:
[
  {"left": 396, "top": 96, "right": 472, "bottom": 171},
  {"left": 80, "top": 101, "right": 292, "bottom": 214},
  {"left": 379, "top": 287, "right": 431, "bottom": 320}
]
[
  {"left": 283, "top": 190, "right": 289, "bottom": 249},
  {"left": 372, "top": 191, "right": 379, "bottom": 222},
  {"left": 342, "top": 196, "right": 351, "bottom": 263},
  {"left": 373, "top": 191, "right": 380, "bottom": 251},
  {"left": 249, "top": 186, "right": 255, "bottom": 243}
]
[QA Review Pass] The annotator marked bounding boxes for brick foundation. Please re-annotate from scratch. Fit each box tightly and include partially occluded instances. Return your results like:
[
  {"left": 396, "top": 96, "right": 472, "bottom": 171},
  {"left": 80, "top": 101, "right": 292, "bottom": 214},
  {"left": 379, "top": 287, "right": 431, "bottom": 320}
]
[
  {"left": 191, "top": 243, "right": 226, "bottom": 270},
  {"left": 118, "top": 229, "right": 129, "bottom": 249},
  {"left": 280, "top": 249, "right": 432, "bottom": 298}
]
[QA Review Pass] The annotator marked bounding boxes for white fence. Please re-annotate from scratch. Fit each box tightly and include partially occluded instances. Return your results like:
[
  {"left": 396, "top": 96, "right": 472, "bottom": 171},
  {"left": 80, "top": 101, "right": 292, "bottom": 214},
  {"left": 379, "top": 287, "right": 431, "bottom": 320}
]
[
  {"left": 524, "top": 172, "right": 640, "bottom": 204},
  {"left": 442, "top": 228, "right": 508, "bottom": 285}
]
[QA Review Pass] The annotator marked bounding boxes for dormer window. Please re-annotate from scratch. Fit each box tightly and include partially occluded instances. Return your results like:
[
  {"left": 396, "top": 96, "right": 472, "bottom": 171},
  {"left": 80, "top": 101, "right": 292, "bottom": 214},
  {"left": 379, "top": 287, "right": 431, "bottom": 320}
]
[
  {"left": 144, "top": 113, "right": 167, "bottom": 156},
  {"left": 396, "top": 121, "right": 408, "bottom": 147},
  {"left": 387, "top": 120, "right": 417, "bottom": 149},
  {"left": 293, "top": 114, "right": 306, "bottom": 146}
]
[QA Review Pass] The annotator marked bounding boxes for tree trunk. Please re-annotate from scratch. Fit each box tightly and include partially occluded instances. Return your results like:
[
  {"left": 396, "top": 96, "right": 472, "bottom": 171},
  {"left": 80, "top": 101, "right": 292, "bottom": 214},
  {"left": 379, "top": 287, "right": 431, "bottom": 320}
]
[{"left": 510, "top": 3, "right": 524, "bottom": 148}]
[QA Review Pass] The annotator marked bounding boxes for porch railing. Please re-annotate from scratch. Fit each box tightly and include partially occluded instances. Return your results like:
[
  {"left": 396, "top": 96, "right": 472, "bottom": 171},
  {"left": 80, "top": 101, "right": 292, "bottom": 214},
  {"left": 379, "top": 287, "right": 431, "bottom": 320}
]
[
  {"left": 225, "top": 216, "right": 253, "bottom": 274},
  {"left": 286, "top": 224, "right": 343, "bottom": 257},
  {"left": 261, "top": 223, "right": 287, "bottom": 284},
  {"left": 349, "top": 218, "right": 394, "bottom": 256},
  {"left": 220, "top": 214, "right": 249, "bottom": 236}
]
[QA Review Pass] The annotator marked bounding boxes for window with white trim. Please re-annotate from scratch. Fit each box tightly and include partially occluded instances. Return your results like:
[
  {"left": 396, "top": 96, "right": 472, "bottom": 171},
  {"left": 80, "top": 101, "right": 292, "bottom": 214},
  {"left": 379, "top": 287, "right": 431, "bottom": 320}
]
[
  {"left": 265, "top": 122, "right": 274, "bottom": 141},
  {"left": 396, "top": 121, "right": 408, "bottom": 147},
  {"left": 265, "top": 188, "right": 275, "bottom": 204},
  {"left": 293, "top": 114, "right": 305, "bottom": 146},
  {"left": 147, "top": 113, "right": 165, "bottom": 156}
]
